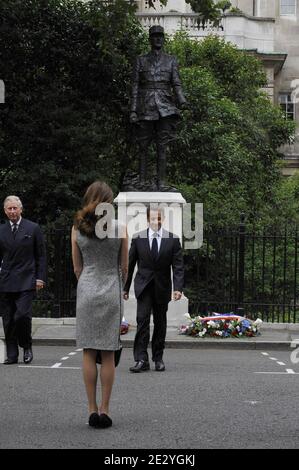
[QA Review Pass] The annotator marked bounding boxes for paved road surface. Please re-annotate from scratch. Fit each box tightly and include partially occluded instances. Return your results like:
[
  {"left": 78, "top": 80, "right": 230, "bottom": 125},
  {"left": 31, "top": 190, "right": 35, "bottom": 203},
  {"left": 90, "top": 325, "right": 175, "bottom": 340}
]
[{"left": 1, "top": 347, "right": 299, "bottom": 449}]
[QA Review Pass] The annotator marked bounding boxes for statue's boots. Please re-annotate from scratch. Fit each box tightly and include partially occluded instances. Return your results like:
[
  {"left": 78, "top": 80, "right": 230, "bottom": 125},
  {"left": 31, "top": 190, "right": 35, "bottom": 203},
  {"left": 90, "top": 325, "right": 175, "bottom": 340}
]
[
  {"left": 139, "top": 153, "right": 147, "bottom": 183},
  {"left": 157, "top": 155, "right": 167, "bottom": 190}
]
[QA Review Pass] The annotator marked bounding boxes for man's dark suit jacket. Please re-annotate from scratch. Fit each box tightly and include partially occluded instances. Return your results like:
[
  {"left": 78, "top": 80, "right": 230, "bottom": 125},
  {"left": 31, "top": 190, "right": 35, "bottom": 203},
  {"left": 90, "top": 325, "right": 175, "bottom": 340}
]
[
  {"left": 0, "top": 218, "right": 46, "bottom": 292},
  {"left": 123, "top": 229, "right": 184, "bottom": 304}
]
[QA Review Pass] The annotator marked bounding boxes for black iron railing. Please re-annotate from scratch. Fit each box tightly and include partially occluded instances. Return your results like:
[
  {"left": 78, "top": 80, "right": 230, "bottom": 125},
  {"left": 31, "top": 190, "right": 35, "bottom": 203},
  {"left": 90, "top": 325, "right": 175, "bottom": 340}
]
[
  {"left": 184, "top": 218, "right": 299, "bottom": 322},
  {"left": 31, "top": 219, "right": 299, "bottom": 322},
  {"left": 33, "top": 228, "right": 76, "bottom": 318}
]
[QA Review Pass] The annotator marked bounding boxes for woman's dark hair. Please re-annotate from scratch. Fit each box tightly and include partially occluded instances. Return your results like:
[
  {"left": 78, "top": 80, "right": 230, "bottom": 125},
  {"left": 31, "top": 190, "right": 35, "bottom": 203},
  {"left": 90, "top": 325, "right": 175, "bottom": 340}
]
[{"left": 74, "top": 181, "right": 113, "bottom": 237}]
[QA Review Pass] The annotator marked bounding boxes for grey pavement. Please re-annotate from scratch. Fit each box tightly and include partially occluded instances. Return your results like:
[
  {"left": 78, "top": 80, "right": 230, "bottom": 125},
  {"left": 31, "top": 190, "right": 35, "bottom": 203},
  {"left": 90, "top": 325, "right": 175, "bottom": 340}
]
[{"left": 1, "top": 317, "right": 299, "bottom": 351}]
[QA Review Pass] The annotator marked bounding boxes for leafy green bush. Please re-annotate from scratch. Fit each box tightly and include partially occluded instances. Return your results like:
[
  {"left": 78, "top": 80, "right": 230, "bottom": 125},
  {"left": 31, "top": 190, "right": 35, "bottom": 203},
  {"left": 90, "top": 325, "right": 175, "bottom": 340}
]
[{"left": 0, "top": 0, "right": 146, "bottom": 225}]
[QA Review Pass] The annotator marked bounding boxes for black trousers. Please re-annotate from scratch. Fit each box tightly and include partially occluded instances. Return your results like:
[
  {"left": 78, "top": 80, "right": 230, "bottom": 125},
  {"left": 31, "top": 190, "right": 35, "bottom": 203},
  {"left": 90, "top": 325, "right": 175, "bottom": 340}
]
[
  {"left": 0, "top": 290, "right": 34, "bottom": 359},
  {"left": 134, "top": 281, "right": 168, "bottom": 363}
]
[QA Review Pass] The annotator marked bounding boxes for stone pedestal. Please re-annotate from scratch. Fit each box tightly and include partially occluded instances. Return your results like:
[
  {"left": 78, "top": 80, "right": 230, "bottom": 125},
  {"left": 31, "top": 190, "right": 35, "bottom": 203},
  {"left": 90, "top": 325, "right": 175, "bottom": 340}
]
[
  {"left": 0, "top": 339, "right": 5, "bottom": 363},
  {"left": 114, "top": 191, "right": 188, "bottom": 327}
]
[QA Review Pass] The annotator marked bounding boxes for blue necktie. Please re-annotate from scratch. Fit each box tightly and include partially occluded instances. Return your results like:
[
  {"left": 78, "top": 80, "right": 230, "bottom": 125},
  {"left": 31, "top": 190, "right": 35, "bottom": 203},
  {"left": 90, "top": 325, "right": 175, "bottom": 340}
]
[{"left": 151, "top": 234, "right": 158, "bottom": 261}]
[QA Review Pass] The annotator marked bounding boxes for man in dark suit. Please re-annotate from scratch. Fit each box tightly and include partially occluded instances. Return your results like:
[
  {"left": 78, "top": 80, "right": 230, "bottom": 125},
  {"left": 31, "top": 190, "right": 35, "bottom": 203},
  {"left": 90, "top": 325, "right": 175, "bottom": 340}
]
[
  {"left": 123, "top": 207, "right": 184, "bottom": 372},
  {"left": 130, "top": 25, "right": 187, "bottom": 189},
  {"left": 0, "top": 196, "right": 46, "bottom": 364}
]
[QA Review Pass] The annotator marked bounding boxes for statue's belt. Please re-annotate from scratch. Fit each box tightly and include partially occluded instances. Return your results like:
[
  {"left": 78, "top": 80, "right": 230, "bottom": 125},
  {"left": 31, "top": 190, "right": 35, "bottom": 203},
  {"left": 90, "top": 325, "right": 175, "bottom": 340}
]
[{"left": 140, "top": 83, "right": 171, "bottom": 91}]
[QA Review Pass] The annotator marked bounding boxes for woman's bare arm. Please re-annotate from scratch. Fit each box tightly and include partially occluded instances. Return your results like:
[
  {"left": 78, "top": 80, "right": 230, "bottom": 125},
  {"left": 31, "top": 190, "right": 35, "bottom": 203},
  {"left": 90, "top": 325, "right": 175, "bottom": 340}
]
[{"left": 71, "top": 226, "right": 83, "bottom": 280}]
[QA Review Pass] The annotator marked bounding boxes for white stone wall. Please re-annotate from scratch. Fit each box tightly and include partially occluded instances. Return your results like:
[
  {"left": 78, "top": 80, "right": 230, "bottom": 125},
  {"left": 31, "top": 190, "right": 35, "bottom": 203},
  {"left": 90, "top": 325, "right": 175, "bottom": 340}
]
[
  {"left": 230, "top": 0, "right": 254, "bottom": 16},
  {"left": 223, "top": 14, "right": 274, "bottom": 52},
  {"left": 274, "top": 0, "right": 299, "bottom": 158},
  {"left": 137, "top": 10, "right": 275, "bottom": 52}
]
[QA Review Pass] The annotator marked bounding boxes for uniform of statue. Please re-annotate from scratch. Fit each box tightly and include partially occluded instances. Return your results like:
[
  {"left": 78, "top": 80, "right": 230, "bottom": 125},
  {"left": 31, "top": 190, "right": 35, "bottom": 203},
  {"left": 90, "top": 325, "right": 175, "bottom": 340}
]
[{"left": 130, "top": 25, "right": 187, "bottom": 190}]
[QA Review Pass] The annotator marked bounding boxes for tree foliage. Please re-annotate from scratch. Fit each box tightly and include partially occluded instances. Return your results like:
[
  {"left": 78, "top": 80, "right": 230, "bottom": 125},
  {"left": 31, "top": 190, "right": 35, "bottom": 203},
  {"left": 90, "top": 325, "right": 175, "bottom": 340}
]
[
  {"left": 0, "top": 1, "right": 296, "bottom": 232},
  {"left": 0, "top": 0, "right": 146, "bottom": 224},
  {"left": 163, "top": 34, "right": 296, "bottom": 311},
  {"left": 185, "top": 0, "right": 232, "bottom": 26},
  {"left": 147, "top": 0, "right": 232, "bottom": 27},
  {"left": 166, "top": 34, "right": 295, "bottom": 229}
]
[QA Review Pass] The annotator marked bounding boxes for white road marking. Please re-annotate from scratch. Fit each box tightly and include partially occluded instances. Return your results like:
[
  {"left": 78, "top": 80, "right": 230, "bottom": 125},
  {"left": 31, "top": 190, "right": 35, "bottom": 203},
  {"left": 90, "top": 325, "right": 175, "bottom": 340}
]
[
  {"left": 18, "top": 365, "right": 81, "bottom": 370},
  {"left": 51, "top": 366, "right": 81, "bottom": 370},
  {"left": 19, "top": 366, "right": 55, "bottom": 369},
  {"left": 48, "top": 349, "right": 80, "bottom": 368},
  {"left": 76, "top": 349, "right": 83, "bottom": 352},
  {"left": 255, "top": 371, "right": 299, "bottom": 375},
  {"left": 52, "top": 366, "right": 81, "bottom": 370},
  {"left": 261, "top": 352, "right": 291, "bottom": 370},
  {"left": 286, "top": 369, "right": 295, "bottom": 374}
]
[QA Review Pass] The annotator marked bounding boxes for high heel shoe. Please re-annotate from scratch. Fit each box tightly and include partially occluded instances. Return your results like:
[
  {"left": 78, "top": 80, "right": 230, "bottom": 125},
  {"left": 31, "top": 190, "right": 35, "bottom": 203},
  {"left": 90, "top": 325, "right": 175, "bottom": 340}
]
[
  {"left": 88, "top": 412, "right": 100, "bottom": 428},
  {"left": 98, "top": 413, "right": 112, "bottom": 428}
]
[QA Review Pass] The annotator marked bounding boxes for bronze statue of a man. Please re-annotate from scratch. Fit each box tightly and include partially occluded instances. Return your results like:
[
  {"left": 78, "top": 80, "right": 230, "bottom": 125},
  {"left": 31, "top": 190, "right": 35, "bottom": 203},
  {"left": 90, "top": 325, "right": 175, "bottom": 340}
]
[{"left": 130, "top": 25, "right": 187, "bottom": 190}]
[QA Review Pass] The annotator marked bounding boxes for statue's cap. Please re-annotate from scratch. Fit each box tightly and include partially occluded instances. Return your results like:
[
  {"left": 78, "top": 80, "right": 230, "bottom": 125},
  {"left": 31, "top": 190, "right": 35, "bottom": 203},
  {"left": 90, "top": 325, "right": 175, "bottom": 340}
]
[{"left": 149, "top": 25, "right": 165, "bottom": 36}]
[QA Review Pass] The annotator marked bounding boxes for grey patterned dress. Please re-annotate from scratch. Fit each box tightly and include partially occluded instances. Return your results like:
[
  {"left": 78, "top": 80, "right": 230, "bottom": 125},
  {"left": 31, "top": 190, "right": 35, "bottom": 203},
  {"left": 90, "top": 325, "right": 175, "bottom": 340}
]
[{"left": 76, "top": 221, "right": 123, "bottom": 351}]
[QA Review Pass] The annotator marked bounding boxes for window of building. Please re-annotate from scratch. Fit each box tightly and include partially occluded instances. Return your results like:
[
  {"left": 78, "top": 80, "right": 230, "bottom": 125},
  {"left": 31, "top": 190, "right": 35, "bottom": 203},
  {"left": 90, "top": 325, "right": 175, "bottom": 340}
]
[
  {"left": 280, "top": 0, "right": 296, "bottom": 16},
  {"left": 279, "top": 93, "right": 295, "bottom": 120}
]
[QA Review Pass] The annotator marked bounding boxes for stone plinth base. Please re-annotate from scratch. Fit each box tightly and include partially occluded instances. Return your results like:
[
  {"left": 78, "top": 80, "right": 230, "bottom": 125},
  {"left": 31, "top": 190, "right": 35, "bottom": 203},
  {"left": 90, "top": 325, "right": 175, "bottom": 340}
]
[{"left": 115, "top": 191, "right": 189, "bottom": 327}]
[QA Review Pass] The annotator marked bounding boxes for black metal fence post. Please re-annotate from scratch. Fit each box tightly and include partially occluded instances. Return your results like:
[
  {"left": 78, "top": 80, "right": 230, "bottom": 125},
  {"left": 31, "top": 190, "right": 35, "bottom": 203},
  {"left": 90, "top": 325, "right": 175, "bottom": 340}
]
[
  {"left": 237, "top": 214, "right": 246, "bottom": 315},
  {"left": 40, "top": 222, "right": 298, "bottom": 322},
  {"left": 52, "top": 229, "right": 63, "bottom": 317}
]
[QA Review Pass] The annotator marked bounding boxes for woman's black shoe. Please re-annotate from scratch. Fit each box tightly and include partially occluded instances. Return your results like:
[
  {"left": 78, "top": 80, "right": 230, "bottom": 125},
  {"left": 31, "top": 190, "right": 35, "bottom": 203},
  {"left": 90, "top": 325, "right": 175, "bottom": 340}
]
[
  {"left": 88, "top": 412, "right": 100, "bottom": 428},
  {"left": 98, "top": 413, "right": 112, "bottom": 428}
]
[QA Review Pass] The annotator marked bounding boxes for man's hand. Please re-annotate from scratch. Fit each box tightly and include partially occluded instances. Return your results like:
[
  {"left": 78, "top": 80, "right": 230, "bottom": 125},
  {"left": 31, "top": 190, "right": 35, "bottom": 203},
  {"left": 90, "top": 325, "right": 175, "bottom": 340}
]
[
  {"left": 123, "top": 292, "right": 129, "bottom": 300},
  {"left": 130, "top": 112, "right": 138, "bottom": 124},
  {"left": 36, "top": 280, "right": 44, "bottom": 291},
  {"left": 173, "top": 291, "right": 182, "bottom": 301}
]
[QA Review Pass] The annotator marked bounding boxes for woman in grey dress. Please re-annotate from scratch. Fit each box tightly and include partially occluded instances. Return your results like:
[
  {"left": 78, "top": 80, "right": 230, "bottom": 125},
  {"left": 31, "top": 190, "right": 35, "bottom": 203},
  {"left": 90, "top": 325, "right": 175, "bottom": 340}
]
[{"left": 71, "top": 181, "right": 128, "bottom": 428}]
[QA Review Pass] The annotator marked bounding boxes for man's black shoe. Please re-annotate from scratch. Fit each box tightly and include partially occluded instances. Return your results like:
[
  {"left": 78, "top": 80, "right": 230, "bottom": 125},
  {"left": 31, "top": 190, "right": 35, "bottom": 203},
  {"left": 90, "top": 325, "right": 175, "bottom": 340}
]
[
  {"left": 155, "top": 360, "right": 165, "bottom": 371},
  {"left": 4, "top": 358, "right": 18, "bottom": 365},
  {"left": 129, "top": 361, "right": 150, "bottom": 373},
  {"left": 23, "top": 348, "right": 33, "bottom": 364}
]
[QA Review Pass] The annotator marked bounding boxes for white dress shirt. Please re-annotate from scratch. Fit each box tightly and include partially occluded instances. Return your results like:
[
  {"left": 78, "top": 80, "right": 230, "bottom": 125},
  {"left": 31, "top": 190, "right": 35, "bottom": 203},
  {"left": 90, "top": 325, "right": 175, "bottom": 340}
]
[{"left": 148, "top": 227, "right": 163, "bottom": 253}]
